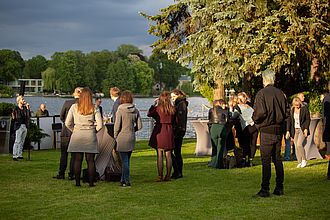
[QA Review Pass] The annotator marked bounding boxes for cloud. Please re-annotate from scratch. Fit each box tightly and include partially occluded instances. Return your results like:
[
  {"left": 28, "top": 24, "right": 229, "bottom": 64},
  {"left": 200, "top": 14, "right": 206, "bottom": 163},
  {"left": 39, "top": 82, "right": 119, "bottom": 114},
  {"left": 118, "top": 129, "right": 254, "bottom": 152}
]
[{"left": 0, "top": 0, "right": 173, "bottom": 59}]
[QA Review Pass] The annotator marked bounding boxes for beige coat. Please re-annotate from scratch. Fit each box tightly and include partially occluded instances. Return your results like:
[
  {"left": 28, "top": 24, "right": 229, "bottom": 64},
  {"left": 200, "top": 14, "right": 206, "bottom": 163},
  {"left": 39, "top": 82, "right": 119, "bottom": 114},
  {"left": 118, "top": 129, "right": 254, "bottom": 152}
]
[
  {"left": 114, "top": 103, "right": 142, "bottom": 152},
  {"left": 65, "top": 104, "right": 103, "bottom": 153}
]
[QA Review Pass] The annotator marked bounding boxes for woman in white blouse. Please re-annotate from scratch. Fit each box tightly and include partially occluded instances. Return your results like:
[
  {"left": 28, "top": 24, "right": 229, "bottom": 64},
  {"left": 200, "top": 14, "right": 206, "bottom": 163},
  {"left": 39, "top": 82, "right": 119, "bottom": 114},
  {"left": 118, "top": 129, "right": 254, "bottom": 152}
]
[{"left": 286, "top": 97, "right": 310, "bottom": 168}]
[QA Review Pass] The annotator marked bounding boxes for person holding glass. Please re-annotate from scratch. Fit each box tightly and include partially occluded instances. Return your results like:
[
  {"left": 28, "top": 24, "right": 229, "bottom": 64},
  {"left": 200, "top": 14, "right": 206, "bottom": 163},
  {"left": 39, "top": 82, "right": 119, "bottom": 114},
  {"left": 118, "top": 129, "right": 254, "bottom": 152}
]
[{"left": 12, "top": 95, "right": 30, "bottom": 161}]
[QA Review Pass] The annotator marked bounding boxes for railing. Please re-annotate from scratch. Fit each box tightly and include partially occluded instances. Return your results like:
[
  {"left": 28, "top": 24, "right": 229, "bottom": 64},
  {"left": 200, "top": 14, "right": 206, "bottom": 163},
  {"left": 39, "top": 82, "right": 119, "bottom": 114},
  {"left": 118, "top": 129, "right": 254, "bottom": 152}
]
[
  {"left": 31, "top": 115, "right": 208, "bottom": 150},
  {"left": 136, "top": 116, "right": 207, "bottom": 140}
]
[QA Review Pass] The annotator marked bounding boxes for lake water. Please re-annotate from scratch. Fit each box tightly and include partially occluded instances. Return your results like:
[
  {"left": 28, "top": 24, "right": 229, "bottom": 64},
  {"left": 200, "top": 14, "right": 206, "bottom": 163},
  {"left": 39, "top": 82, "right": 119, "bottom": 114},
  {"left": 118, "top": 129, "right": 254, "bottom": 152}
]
[{"left": 0, "top": 96, "right": 210, "bottom": 139}]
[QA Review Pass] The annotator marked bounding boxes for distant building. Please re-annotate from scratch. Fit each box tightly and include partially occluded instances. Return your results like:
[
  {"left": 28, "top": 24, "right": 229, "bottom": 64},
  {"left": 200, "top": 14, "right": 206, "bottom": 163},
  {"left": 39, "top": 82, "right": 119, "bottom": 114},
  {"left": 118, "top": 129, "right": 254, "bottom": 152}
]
[{"left": 7, "top": 79, "right": 43, "bottom": 94}]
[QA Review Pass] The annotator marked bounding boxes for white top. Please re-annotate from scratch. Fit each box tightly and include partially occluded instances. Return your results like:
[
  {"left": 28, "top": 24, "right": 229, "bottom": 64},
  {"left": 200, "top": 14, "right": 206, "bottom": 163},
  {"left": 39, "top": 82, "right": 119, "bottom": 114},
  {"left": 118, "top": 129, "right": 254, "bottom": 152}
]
[
  {"left": 294, "top": 112, "right": 300, "bottom": 129},
  {"left": 237, "top": 104, "right": 254, "bottom": 130}
]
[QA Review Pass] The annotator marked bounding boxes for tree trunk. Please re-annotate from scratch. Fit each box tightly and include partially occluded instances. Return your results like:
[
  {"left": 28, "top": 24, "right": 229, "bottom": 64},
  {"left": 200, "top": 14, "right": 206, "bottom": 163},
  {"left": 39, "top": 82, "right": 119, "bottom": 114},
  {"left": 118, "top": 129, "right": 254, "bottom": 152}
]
[
  {"left": 242, "top": 72, "right": 253, "bottom": 93},
  {"left": 213, "top": 79, "right": 225, "bottom": 100},
  {"left": 310, "top": 56, "right": 320, "bottom": 81}
]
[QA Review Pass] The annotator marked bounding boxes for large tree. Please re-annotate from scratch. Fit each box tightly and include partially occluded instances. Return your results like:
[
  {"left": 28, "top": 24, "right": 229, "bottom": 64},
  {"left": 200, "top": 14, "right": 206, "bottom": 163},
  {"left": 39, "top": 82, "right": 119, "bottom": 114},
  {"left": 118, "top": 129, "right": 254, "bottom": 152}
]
[
  {"left": 85, "top": 50, "right": 118, "bottom": 92},
  {"left": 23, "top": 55, "right": 48, "bottom": 79},
  {"left": 115, "top": 44, "right": 144, "bottom": 60},
  {"left": 102, "top": 59, "right": 136, "bottom": 93},
  {"left": 129, "top": 60, "right": 154, "bottom": 95},
  {"left": 0, "top": 49, "right": 25, "bottom": 83},
  {"left": 142, "top": 0, "right": 330, "bottom": 100},
  {"left": 148, "top": 50, "right": 190, "bottom": 91},
  {"left": 50, "top": 50, "right": 85, "bottom": 93},
  {"left": 41, "top": 67, "right": 56, "bottom": 93}
]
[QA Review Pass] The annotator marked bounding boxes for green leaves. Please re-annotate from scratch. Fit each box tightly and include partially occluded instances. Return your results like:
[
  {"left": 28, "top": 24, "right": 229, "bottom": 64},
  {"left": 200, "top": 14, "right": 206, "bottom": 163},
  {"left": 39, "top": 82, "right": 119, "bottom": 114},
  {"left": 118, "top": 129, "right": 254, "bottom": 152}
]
[{"left": 142, "top": 0, "right": 330, "bottom": 92}]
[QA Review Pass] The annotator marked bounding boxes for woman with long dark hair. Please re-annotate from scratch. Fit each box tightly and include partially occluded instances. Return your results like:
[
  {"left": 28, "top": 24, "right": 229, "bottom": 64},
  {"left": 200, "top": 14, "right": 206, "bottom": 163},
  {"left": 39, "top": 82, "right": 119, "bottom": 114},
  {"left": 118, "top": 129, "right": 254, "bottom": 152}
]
[
  {"left": 65, "top": 87, "right": 103, "bottom": 187},
  {"left": 170, "top": 89, "right": 188, "bottom": 179},
  {"left": 148, "top": 91, "right": 176, "bottom": 181}
]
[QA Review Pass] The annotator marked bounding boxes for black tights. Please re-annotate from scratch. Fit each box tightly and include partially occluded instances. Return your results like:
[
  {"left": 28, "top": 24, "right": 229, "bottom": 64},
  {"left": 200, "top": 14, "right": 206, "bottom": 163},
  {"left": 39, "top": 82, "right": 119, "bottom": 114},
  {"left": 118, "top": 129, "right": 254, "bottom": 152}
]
[
  {"left": 73, "top": 152, "right": 95, "bottom": 186},
  {"left": 157, "top": 149, "right": 172, "bottom": 178}
]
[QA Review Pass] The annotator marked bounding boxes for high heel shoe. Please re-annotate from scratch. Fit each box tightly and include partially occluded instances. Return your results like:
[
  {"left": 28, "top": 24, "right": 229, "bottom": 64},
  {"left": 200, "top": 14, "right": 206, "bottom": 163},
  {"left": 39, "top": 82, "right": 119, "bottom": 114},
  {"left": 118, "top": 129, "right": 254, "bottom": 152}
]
[
  {"left": 163, "top": 175, "right": 171, "bottom": 181},
  {"left": 155, "top": 176, "right": 163, "bottom": 182}
]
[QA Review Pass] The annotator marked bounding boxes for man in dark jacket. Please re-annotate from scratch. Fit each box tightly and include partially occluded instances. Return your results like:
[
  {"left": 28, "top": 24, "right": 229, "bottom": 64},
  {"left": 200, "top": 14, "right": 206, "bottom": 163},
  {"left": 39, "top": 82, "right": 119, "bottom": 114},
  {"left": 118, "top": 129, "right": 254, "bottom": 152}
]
[
  {"left": 110, "top": 87, "right": 120, "bottom": 123},
  {"left": 323, "top": 81, "right": 330, "bottom": 180},
  {"left": 252, "top": 69, "right": 290, "bottom": 197},
  {"left": 54, "top": 87, "right": 82, "bottom": 179}
]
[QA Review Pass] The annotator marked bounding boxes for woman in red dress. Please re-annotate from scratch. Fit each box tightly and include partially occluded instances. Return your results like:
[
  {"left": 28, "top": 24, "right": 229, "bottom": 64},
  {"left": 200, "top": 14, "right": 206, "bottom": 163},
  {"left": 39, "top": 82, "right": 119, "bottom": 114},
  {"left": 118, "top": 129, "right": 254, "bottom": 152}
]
[{"left": 148, "top": 91, "right": 175, "bottom": 181}]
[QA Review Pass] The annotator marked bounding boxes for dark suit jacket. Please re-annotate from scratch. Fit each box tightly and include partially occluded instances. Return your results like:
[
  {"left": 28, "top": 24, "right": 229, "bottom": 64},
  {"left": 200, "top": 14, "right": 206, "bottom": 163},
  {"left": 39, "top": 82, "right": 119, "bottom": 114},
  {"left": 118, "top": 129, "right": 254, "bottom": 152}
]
[
  {"left": 60, "top": 99, "right": 77, "bottom": 137},
  {"left": 111, "top": 98, "right": 120, "bottom": 123},
  {"left": 323, "top": 93, "right": 330, "bottom": 142}
]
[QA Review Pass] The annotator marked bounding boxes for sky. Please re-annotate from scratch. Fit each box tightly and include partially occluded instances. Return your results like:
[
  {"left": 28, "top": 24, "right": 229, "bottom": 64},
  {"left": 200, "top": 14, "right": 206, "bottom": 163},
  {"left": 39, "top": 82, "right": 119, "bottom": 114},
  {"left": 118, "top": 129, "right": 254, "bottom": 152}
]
[{"left": 0, "top": 0, "right": 174, "bottom": 60}]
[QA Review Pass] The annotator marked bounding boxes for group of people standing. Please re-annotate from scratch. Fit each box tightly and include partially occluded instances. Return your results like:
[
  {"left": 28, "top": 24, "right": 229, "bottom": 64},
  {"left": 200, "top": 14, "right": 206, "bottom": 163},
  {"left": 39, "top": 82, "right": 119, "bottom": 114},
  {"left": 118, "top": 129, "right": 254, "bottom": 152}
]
[
  {"left": 52, "top": 86, "right": 188, "bottom": 187},
  {"left": 207, "top": 91, "right": 259, "bottom": 169},
  {"left": 147, "top": 89, "right": 188, "bottom": 181},
  {"left": 11, "top": 70, "right": 329, "bottom": 193},
  {"left": 207, "top": 69, "right": 330, "bottom": 197}
]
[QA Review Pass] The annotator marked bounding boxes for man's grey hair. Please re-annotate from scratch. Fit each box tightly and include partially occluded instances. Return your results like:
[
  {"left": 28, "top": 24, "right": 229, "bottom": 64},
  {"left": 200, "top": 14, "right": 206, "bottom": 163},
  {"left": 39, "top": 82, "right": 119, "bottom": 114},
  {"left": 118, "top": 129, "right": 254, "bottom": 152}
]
[{"left": 262, "top": 69, "right": 275, "bottom": 85}]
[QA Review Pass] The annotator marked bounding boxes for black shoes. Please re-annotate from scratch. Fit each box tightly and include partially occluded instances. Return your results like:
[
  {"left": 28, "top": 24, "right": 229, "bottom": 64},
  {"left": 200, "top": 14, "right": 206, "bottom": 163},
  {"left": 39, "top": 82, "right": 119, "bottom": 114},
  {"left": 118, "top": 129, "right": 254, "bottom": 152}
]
[
  {"left": 256, "top": 189, "right": 270, "bottom": 197},
  {"left": 120, "top": 181, "right": 131, "bottom": 187},
  {"left": 68, "top": 176, "right": 75, "bottom": 181},
  {"left": 256, "top": 188, "right": 284, "bottom": 197},
  {"left": 273, "top": 188, "right": 284, "bottom": 196},
  {"left": 13, "top": 157, "right": 23, "bottom": 161},
  {"left": 171, "top": 173, "right": 183, "bottom": 179},
  {"left": 53, "top": 174, "right": 65, "bottom": 179}
]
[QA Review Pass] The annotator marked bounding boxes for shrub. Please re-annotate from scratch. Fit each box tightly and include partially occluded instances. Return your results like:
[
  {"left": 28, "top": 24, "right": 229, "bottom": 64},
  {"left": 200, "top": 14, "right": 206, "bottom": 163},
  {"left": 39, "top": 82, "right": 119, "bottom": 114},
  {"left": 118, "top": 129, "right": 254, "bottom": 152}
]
[
  {"left": 0, "top": 102, "right": 15, "bottom": 116},
  {"left": 0, "top": 85, "right": 14, "bottom": 98}
]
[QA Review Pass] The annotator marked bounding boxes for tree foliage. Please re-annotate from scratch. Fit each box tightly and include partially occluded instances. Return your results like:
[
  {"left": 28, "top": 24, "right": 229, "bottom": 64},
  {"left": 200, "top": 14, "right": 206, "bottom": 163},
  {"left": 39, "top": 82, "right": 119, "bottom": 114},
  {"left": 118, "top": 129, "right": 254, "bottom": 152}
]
[
  {"left": 41, "top": 67, "right": 56, "bottom": 93},
  {"left": 148, "top": 50, "right": 190, "bottom": 90},
  {"left": 50, "top": 50, "right": 85, "bottom": 93},
  {"left": 0, "top": 49, "right": 25, "bottom": 83},
  {"left": 23, "top": 55, "right": 48, "bottom": 79},
  {"left": 102, "top": 59, "right": 135, "bottom": 93},
  {"left": 130, "top": 60, "right": 154, "bottom": 95},
  {"left": 142, "top": 0, "right": 330, "bottom": 95}
]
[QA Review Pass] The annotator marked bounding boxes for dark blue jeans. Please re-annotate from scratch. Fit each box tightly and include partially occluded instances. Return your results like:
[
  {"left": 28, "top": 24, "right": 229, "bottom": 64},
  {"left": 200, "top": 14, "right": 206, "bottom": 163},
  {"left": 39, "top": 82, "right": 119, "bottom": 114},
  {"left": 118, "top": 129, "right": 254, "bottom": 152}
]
[
  {"left": 283, "top": 138, "right": 296, "bottom": 161},
  {"left": 259, "top": 132, "right": 284, "bottom": 191},
  {"left": 119, "top": 151, "right": 132, "bottom": 184}
]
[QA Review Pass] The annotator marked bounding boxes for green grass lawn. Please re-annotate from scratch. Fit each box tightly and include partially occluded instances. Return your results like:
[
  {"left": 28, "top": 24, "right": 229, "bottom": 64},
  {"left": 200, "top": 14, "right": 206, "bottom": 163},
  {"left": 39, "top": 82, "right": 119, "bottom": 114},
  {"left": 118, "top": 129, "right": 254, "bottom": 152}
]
[{"left": 0, "top": 139, "right": 328, "bottom": 220}]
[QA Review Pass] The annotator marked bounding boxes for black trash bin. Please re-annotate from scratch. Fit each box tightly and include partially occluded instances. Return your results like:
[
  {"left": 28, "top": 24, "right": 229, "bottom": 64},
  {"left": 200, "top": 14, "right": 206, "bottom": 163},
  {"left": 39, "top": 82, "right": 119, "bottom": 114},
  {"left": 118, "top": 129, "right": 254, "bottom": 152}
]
[{"left": 0, "top": 116, "right": 11, "bottom": 154}]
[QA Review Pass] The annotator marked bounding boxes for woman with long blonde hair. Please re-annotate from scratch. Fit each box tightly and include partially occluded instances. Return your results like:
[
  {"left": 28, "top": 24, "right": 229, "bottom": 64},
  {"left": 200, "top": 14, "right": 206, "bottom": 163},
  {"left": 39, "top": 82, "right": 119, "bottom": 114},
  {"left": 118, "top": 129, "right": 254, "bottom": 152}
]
[
  {"left": 148, "top": 91, "right": 175, "bottom": 181},
  {"left": 65, "top": 87, "right": 103, "bottom": 186},
  {"left": 286, "top": 97, "right": 310, "bottom": 168}
]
